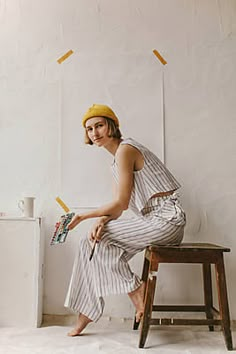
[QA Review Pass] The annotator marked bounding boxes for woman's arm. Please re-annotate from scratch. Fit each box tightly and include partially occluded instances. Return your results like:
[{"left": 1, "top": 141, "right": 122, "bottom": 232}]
[{"left": 68, "top": 144, "right": 135, "bottom": 230}]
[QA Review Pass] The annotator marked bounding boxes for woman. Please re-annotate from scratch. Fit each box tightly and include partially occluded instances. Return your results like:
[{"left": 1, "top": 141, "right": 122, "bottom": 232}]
[{"left": 65, "top": 103, "right": 186, "bottom": 336}]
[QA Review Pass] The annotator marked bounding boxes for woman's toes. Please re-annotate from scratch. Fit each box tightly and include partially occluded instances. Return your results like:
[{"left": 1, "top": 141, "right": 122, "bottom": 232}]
[
  {"left": 135, "top": 311, "right": 143, "bottom": 323},
  {"left": 67, "top": 329, "right": 81, "bottom": 337}
]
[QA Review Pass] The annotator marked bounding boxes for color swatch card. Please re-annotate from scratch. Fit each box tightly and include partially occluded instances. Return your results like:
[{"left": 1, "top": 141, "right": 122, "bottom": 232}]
[{"left": 50, "top": 212, "right": 75, "bottom": 245}]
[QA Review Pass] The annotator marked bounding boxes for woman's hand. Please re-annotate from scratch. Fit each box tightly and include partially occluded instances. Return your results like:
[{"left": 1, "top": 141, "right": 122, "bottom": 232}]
[
  {"left": 67, "top": 214, "right": 83, "bottom": 230},
  {"left": 89, "top": 216, "right": 109, "bottom": 242}
]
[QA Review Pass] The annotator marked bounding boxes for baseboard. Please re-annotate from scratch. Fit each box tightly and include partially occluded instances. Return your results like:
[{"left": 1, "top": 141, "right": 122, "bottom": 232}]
[
  {"left": 42, "top": 314, "right": 121, "bottom": 326},
  {"left": 42, "top": 314, "right": 77, "bottom": 326},
  {"left": 42, "top": 314, "right": 236, "bottom": 329}
]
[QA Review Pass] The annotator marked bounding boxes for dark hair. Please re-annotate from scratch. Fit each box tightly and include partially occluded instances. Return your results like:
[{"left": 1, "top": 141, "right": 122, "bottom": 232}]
[{"left": 84, "top": 117, "right": 122, "bottom": 145}]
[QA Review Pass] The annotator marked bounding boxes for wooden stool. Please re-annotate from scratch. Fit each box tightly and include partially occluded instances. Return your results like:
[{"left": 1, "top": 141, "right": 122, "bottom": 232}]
[{"left": 133, "top": 243, "right": 233, "bottom": 350}]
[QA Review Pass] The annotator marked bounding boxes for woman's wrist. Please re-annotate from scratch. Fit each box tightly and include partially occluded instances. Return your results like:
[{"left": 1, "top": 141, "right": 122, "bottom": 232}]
[
  {"left": 78, "top": 205, "right": 122, "bottom": 223},
  {"left": 100, "top": 215, "right": 111, "bottom": 223}
]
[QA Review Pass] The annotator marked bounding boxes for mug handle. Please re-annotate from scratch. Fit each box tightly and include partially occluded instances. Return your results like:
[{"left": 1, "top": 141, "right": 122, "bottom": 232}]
[{"left": 18, "top": 200, "right": 24, "bottom": 212}]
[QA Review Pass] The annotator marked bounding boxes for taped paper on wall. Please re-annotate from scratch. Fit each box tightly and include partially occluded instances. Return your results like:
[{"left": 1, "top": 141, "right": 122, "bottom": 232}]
[
  {"left": 55, "top": 196, "right": 70, "bottom": 213},
  {"left": 57, "top": 50, "right": 74, "bottom": 64},
  {"left": 153, "top": 49, "right": 167, "bottom": 65}
]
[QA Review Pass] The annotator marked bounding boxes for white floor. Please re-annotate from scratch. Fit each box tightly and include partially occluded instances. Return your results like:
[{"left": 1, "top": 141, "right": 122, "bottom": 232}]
[{"left": 0, "top": 317, "right": 235, "bottom": 354}]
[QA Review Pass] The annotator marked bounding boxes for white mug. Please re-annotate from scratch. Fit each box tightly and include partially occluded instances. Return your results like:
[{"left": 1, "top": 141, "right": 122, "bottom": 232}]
[{"left": 18, "top": 197, "right": 35, "bottom": 217}]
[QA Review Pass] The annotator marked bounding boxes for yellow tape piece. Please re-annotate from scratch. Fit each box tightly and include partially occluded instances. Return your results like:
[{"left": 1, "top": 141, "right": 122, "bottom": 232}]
[
  {"left": 153, "top": 49, "right": 167, "bottom": 65},
  {"left": 55, "top": 197, "right": 70, "bottom": 213},
  {"left": 57, "top": 50, "right": 74, "bottom": 64}
]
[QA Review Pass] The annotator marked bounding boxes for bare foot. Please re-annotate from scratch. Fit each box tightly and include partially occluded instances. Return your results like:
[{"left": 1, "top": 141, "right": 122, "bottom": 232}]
[
  {"left": 128, "top": 282, "right": 145, "bottom": 322},
  {"left": 67, "top": 313, "right": 92, "bottom": 337}
]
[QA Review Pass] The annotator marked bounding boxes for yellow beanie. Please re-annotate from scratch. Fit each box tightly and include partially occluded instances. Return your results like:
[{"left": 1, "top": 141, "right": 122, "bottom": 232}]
[{"left": 82, "top": 104, "right": 119, "bottom": 127}]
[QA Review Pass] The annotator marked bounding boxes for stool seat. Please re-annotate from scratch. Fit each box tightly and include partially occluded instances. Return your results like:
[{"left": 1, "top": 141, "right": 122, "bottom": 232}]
[
  {"left": 149, "top": 243, "right": 231, "bottom": 252},
  {"left": 133, "top": 242, "right": 233, "bottom": 350}
]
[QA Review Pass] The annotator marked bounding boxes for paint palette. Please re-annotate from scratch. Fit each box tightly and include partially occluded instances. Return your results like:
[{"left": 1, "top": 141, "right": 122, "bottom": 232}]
[{"left": 50, "top": 212, "right": 75, "bottom": 245}]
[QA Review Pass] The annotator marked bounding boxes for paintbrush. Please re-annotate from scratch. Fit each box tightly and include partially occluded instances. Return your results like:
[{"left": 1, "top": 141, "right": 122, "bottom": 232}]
[
  {"left": 89, "top": 225, "right": 102, "bottom": 261},
  {"left": 89, "top": 239, "right": 97, "bottom": 261}
]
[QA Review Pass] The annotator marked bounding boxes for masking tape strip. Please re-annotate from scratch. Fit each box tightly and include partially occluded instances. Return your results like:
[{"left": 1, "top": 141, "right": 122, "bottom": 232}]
[
  {"left": 153, "top": 49, "right": 167, "bottom": 65},
  {"left": 56, "top": 197, "right": 70, "bottom": 213},
  {"left": 57, "top": 50, "right": 74, "bottom": 64}
]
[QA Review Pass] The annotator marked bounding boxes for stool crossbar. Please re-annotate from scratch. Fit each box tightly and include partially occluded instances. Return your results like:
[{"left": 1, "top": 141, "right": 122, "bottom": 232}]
[{"left": 133, "top": 243, "right": 233, "bottom": 350}]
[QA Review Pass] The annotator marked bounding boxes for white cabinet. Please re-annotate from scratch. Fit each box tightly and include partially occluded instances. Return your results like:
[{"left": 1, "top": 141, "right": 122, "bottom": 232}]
[{"left": 0, "top": 217, "right": 44, "bottom": 327}]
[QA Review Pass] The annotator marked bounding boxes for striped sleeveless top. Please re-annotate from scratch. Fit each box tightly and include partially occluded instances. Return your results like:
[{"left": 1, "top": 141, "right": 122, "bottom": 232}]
[{"left": 111, "top": 138, "right": 181, "bottom": 212}]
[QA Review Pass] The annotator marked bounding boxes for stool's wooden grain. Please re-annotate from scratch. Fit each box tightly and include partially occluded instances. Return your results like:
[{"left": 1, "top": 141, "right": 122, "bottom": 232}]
[{"left": 133, "top": 243, "right": 233, "bottom": 350}]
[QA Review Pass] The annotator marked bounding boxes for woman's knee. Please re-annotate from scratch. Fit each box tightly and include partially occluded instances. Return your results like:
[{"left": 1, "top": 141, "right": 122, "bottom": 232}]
[{"left": 77, "top": 233, "right": 90, "bottom": 249}]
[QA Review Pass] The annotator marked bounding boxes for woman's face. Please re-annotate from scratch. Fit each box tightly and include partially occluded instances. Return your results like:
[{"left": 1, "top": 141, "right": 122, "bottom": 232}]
[{"left": 85, "top": 117, "right": 110, "bottom": 146}]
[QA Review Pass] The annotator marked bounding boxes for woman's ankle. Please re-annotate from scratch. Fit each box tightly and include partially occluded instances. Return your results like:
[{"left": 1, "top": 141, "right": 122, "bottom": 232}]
[
  {"left": 128, "top": 283, "right": 145, "bottom": 313},
  {"left": 67, "top": 313, "right": 92, "bottom": 337}
]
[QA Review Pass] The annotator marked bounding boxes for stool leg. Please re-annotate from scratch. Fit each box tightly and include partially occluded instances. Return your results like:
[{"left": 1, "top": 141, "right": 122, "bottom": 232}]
[
  {"left": 133, "top": 250, "right": 149, "bottom": 330},
  {"left": 139, "top": 255, "right": 158, "bottom": 348},
  {"left": 202, "top": 263, "right": 214, "bottom": 331},
  {"left": 215, "top": 254, "right": 233, "bottom": 351}
]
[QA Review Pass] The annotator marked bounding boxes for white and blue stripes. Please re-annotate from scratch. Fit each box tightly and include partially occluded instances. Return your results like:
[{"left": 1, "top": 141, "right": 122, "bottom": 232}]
[
  {"left": 64, "top": 138, "right": 186, "bottom": 322},
  {"left": 64, "top": 194, "right": 186, "bottom": 321},
  {"left": 112, "top": 138, "right": 181, "bottom": 212}
]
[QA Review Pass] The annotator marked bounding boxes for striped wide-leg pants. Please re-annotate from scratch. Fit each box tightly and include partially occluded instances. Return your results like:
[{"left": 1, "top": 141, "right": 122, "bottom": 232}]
[{"left": 64, "top": 194, "right": 186, "bottom": 322}]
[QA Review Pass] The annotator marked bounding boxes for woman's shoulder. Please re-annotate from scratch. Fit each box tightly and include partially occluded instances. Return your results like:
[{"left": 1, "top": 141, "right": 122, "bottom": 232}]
[
  {"left": 120, "top": 137, "right": 149, "bottom": 153},
  {"left": 117, "top": 138, "right": 137, "bottom": 156},
  {"left": 120, "top": 137, "right": 142, "bottom": 148},
  {"left": 121, "top": 137, "right": 136, "bottom": 143},
  {"left": 115, "top": 138, "right": 143, "bottom": 163},
  {"left": 118, "top": 138, "right": 143, "bottom": 152}
]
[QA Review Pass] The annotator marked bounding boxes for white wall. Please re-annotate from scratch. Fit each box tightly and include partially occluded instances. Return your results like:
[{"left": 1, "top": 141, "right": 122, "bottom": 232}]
[{"left": 1, "top": 0, "right": 236, "bottom": 320}]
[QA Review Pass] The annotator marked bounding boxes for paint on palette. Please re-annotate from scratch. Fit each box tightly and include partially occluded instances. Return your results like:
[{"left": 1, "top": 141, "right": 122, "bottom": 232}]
[
  {"left": 51, "top": 197, "right": 74, "bottom": 245},
  {"left": 50, "top": 212, "right": 75, "bottom": 245}
]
